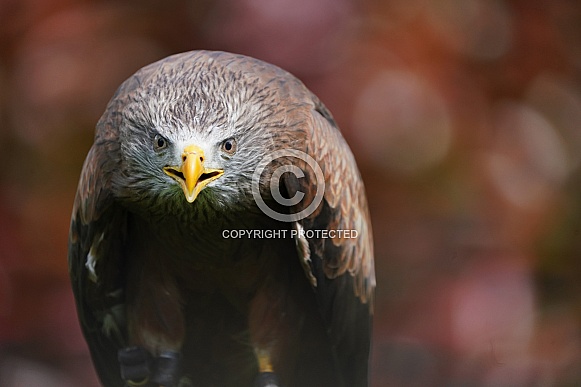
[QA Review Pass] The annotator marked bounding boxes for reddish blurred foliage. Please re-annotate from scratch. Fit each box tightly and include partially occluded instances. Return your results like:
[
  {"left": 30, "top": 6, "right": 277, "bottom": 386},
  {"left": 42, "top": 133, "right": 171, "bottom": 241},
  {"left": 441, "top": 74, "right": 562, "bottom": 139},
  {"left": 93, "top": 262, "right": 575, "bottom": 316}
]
[{"left": 1, "top": 0, "right": 581, "bottom": 385}]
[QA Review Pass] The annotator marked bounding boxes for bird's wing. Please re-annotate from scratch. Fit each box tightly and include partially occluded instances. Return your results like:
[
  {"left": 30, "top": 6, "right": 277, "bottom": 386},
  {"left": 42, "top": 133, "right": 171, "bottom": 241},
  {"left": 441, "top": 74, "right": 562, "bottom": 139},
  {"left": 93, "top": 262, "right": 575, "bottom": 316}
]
[
  {"left": 68, "top": 81, "right": 135, "bottom": 387},
  {"left": 281, "top": 94, "right": 376, "bottom": 386}
]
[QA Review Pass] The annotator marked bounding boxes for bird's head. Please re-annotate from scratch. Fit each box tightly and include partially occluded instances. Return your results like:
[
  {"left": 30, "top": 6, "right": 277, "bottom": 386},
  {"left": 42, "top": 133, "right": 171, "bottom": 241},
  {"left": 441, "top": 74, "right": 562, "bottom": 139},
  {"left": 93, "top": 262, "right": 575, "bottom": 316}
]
[{"left": 107, "top": 51, "right": 304, "bottom": 220}]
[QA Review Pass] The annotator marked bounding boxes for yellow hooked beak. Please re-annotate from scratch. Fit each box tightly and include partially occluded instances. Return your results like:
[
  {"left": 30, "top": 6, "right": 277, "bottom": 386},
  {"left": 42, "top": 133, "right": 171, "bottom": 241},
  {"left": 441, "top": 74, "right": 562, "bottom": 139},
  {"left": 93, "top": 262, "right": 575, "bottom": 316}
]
[{"left": 163, "top": 144, "right": 224, "bottom": 203}]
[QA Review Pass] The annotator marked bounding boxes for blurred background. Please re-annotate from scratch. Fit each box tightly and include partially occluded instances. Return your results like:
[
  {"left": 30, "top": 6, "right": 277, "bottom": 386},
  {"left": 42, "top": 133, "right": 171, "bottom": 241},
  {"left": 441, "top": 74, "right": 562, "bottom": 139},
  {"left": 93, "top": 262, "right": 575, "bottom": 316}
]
[{"left": 1, "top": 0, "right": 581, "bottom": 385}]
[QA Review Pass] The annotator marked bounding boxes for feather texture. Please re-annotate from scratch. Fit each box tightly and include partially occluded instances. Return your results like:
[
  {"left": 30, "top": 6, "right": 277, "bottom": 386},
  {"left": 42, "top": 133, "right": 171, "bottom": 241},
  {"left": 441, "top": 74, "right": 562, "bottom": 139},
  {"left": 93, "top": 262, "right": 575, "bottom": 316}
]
[{"left": 68, "top": 50, "right": 375, "bottom": 387}]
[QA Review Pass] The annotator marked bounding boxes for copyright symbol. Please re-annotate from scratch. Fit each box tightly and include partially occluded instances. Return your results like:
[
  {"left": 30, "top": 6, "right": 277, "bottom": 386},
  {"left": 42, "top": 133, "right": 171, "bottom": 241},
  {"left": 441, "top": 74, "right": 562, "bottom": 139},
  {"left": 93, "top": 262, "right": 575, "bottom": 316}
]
[{"left": 252, "top": 149, "right": 325, "bottom": 222}]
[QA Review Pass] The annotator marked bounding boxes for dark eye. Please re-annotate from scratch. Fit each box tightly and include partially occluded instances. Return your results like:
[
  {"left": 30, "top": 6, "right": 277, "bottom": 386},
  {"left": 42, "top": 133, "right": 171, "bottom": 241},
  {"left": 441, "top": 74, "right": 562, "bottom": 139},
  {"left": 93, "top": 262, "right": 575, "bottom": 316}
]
[
  {"left": 221, "top": 138, "right": 237, "bottom": 155},
  {"left": 154, "top": 134, "right": 168, "bottom": 151}
]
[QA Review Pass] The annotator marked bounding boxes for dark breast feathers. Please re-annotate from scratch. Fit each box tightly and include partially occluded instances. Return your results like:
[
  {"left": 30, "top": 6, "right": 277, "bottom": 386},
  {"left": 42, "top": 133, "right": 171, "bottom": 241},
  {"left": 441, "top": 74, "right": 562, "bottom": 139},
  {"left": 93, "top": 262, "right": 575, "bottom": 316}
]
[{"left": 68, "top": 50, "right": 375, "bottom": 387}]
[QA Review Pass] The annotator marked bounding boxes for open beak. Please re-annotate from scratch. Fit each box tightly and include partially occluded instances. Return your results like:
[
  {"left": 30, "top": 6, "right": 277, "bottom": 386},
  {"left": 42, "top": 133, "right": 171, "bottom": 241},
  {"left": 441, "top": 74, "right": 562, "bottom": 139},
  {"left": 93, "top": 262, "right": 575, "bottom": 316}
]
[{"left": 163, "top": 144, "right": 224, "bottom": 203}]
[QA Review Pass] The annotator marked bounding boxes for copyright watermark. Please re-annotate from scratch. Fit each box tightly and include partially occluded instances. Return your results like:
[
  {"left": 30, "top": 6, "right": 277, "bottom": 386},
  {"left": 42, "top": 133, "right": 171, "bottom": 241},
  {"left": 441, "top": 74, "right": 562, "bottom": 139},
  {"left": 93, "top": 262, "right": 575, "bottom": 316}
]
[
  {"left": 251, "top": 149, "right": 325, "bottom": 222},
  {"left": 222, "top": 229, "right": 359, "bottom": 239}
]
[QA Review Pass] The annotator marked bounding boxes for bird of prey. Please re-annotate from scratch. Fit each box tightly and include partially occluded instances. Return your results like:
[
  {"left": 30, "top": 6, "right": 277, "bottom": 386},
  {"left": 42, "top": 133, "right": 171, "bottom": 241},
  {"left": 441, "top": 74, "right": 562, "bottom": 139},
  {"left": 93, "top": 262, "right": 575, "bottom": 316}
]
[{"left": 68, "top": 50, "right": 375, "bottom": 387}]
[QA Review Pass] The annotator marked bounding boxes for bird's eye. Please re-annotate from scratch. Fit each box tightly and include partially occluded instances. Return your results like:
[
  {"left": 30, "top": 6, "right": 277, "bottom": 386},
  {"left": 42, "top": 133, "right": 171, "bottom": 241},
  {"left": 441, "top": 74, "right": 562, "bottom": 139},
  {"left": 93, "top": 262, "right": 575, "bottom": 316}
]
[
  {"left": 154, "top": 134, "right": 168, "bottom": 151},
  {"left": 221, "top": 138, "right": 237, "bottom": 155}
]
